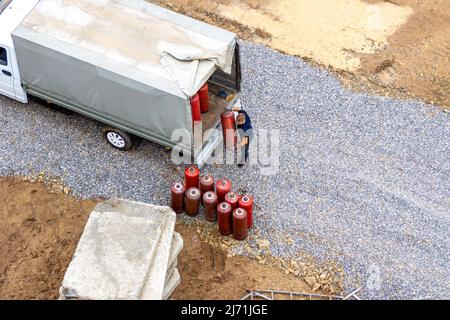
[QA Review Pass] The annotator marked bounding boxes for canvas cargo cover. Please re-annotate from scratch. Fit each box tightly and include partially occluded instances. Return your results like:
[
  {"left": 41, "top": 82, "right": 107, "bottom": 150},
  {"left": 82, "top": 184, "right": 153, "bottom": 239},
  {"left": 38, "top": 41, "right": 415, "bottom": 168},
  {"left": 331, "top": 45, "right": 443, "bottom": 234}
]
[{"left": 12, "top": 0, "right": 237, "bottom": 98}]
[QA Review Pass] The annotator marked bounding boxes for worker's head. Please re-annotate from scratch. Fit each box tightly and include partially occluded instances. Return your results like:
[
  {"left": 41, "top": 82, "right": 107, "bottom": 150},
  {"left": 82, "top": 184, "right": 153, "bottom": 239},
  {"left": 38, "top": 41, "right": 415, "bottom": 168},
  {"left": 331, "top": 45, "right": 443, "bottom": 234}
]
[{"left": 236, "top": 113, "right": 246, "bottom": 125}]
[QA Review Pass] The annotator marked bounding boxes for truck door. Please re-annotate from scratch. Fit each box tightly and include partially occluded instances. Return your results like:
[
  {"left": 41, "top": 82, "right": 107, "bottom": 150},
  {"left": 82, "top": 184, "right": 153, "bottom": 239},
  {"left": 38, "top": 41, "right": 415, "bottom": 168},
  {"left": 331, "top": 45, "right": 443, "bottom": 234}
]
[
  {"left": 0, "top": 46, "right": 16, "bottom": 100},
  {"left": 209, "top": 43, "right": 242, "bottom": 92}
]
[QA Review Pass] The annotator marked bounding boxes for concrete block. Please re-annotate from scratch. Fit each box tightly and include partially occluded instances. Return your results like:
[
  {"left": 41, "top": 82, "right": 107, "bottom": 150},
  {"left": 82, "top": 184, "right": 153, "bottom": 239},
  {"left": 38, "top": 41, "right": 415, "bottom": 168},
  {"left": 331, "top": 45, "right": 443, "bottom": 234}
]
[
  {"left": 165, "top": 258, "right": 178, "bottom": 283},
  {"left": 60, "top": 198, "right": 176, "bottom": 300},
  {"left": 169, "top": 232, "right": 183, "bottom": 265},
  {"left": 160, "top": 232, "right": 182, "bottom": 296}
]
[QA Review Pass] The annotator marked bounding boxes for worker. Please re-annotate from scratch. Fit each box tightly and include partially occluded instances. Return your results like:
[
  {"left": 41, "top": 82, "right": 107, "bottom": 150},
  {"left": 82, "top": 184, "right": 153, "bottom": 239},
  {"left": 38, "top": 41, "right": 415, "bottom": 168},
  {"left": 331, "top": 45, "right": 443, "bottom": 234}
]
[{"left": 233, "top": 106, "right": 253, "bottom": 167}]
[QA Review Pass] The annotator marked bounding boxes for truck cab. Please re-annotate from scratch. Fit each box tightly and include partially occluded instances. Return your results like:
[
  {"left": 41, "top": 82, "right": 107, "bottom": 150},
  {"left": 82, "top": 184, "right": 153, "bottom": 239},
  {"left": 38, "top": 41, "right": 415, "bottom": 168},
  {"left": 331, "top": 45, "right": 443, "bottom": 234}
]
[{"left": 0, "top": 0, "right": 38, "bottom": 103}]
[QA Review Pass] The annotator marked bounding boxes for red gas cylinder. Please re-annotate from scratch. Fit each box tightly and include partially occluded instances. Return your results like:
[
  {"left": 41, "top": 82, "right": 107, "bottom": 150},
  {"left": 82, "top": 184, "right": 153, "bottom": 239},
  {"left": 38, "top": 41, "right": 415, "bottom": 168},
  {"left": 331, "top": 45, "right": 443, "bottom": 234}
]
[
  {"left": 170, "top": 182, "right": 185, "bottom": 214},
  {"left": 198, "top": 83, "right": 209, "bottom": 114},
  {"left": 220, "top": 111, "right": 236, "bottom": 148},
  {"left": 225, "top": 192, "right": 239, "bottom": 210},
  {"left": 216, "top": 179, "right": 232, "bottom": 203},
  {"left": 185, "top": 166, "right": 200, "bottom": 190},
  {"left": 191, "top": 94, "right": 202, "bottom": 123},
  {"left": 185, "top": 187, "right": 201, "bottom": 217},
  {"left": 217, "top": 202, "right": 233, "bottom": 236},
  {"left": 203, "top": 191, "right": 218, "bottom": 222},
  {"left": 239, "top": 195, "right": 254, "bottom": 229},
  {"left": 199, "top": 175, "right": 214, "bottom": 204},
  {"left": 233, "top": 208, "right": 248, "bottom": 241}
]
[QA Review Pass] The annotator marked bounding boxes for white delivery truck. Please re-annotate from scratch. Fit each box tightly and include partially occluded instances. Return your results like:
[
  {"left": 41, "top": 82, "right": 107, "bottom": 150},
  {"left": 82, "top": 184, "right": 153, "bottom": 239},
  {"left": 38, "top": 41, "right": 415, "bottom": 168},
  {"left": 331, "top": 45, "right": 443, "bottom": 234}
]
[{"left": 0, "top": 0, "right": 242, "bottom": 166}]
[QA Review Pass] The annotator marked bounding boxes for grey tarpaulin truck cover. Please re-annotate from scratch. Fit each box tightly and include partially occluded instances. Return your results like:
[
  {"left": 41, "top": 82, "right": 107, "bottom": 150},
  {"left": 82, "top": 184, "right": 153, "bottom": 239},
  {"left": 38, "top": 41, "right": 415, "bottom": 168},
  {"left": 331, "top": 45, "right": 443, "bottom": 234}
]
[{"left": 11, "top": 0, "right": 237, "bottom": 151}]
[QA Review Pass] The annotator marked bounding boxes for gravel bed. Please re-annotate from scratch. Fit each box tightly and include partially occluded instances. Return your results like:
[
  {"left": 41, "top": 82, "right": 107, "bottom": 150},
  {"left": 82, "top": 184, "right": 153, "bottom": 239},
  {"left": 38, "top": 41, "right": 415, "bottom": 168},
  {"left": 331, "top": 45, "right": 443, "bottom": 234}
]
[{"left": 0, "top": 41, "right": 448, "bottom": 299}]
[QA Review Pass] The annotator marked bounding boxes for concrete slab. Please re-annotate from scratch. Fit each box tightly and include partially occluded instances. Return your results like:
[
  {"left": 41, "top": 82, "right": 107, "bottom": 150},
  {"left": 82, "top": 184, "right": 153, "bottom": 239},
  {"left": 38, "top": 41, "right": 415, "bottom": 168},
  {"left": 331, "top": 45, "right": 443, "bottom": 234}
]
[
  {"left": 163, "top": 268, "right": 180, "bottom": 300},
  {"left": 169, "top": 232, "right": 183, "bottom": 265},
  {"left": 168, "top": 258, "right": 178, "bottom": 272},
  {"left": 162, "top": 232, "right": 181, "bottom": 294},
  {"left": 165, "top": 259, "right": 178, "bottom": 282},
  {"left": 160, "top": 233, "right": 182, "bottom": 298},
  {"left": 60, "top": 198, "right": 176, "bottom": 300},
  {"left": 140, "top": 207, "right": 176, "bottom": 300}
]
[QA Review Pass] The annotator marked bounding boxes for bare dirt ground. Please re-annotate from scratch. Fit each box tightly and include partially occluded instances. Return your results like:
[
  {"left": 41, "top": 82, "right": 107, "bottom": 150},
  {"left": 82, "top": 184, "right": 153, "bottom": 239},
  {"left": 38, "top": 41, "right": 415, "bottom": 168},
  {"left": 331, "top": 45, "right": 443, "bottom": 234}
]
[
  {"left": 172, "top": 224, "right": 317, "bottom": 300},
  {"left": 150, "top": 0, "right": 450, "bottom": 109},
  {"left": 0, "top": 177, "right": 318, "bottom": 300},
  {"left": 0, "top": 177, "right": 98, "bottom": 299}
]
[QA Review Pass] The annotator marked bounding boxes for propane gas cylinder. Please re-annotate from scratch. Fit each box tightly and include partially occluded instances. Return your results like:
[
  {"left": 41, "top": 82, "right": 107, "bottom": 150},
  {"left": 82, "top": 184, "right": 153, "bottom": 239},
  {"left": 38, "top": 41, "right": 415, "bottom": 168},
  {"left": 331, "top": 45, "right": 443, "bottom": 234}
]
[
  {"left": 217, "top": 202, "right": 233, "bottom": 236},
  {"left": 170, "top": 182, "right": 185, "bottom": 214},
  {"left": 191, "top": 94, "right": 202, "bottom": 123},
  {"left": 220, "top": 111, "right": 236, "bottom": 148},
  {"left": 225, "top": 192, "right": 239, "bottom": 210},
  {"left": 203, "top": 191, "right": 218, "bottom": 222},
  {"left": 198, "top": 83, "right": 210, "bottom": 114},
  {"left": 199, "top": 175, "right": 214, "bottom": 204},
  {"left": 216, "top": 179, "right": 232, "bottom": 203},
  {"left": 233, "top": 208, "right": 248, "bottom": 241},
  {"left": 239, "top": 195, "right": 254, "bottom": 229},
  {"left": 185, "top": 166, "right": 200, "bottom": 190},
  {"left": 185, "top": 187, "right": 201, "bottom": 217}
]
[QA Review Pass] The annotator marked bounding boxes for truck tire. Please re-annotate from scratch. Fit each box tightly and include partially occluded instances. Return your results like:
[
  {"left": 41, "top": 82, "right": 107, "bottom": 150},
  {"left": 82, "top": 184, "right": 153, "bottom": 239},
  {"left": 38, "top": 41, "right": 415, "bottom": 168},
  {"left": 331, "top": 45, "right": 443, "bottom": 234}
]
[{"left": 104, "top": 127, "right": 133, "bottom": 151}]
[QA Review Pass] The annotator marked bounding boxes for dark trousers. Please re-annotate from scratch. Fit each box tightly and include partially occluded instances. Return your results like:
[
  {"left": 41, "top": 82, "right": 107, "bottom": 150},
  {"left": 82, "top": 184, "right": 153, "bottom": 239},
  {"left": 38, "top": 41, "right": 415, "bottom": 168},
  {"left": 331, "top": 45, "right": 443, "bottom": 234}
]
[{"left": 238, "top": 136, "right": 251, "bottom": 164}]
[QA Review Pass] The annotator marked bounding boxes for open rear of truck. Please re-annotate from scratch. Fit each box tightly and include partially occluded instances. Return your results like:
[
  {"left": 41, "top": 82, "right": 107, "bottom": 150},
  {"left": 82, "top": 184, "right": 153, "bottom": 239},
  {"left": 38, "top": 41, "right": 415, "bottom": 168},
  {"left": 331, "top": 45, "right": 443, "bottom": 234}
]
[
  {"left": 194, "top": 44, "right": 242, "bottom": 165},
  {"left": 8, "top": 0, "right": 241, "bottom": 166}
]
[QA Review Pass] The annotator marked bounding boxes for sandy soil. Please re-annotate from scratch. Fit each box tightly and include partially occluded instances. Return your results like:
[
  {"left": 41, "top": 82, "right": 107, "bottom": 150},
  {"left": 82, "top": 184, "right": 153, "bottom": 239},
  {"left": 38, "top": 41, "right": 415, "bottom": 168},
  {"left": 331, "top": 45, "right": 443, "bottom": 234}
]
[
  {"left": 360, "top": 0, "right": 450, "bottom": 107},
  {"left": 0, "top": 177, "right": 317, "bottom": 300},
  {"left": 0, "top": 177, "right": 98, "bottom": 299},
  {"left": 150, "top": 0, "right": 450, "bottom": 109},
  {"left": 217, "top": 0, "right": 412, "bottom": 72}
]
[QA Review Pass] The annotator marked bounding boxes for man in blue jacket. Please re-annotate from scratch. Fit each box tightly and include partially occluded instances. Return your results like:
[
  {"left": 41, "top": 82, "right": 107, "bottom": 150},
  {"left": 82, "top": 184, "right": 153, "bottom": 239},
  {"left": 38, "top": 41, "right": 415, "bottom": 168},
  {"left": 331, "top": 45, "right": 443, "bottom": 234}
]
[{"left": 233, "top": 107, "right": 253, "bottom": 167}]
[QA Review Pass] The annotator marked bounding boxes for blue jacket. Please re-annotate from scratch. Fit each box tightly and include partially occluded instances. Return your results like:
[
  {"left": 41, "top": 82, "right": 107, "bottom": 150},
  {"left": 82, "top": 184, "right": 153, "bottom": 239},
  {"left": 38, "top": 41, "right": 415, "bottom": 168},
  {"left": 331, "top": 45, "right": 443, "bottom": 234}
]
[{"left": 237, "top": 110, "right": 253, "bottom": 140}]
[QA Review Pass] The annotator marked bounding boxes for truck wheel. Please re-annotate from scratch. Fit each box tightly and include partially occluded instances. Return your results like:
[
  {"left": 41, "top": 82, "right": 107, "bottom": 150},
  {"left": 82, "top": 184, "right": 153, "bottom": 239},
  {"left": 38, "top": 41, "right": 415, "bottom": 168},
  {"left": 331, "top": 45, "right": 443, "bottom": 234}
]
[{"left": 104, "top": 127, "right": 133, "bottom": 151}]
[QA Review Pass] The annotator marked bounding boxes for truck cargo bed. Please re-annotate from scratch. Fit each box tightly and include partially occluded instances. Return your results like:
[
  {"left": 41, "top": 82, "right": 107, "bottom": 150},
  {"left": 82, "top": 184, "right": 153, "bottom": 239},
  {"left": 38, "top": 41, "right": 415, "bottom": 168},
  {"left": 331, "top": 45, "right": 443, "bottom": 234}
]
[{"left": 202, "top": 82, "right": 237, "bottom": 134}]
